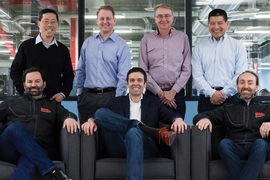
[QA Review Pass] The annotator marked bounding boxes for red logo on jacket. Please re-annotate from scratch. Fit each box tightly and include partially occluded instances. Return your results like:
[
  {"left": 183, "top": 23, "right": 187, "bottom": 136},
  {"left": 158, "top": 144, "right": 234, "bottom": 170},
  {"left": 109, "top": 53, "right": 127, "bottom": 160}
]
[
  {"left": 255, "top": 112, "right": 265, "bottom": 118},
  {"left": 40, "top": 107, "right": 51, "bottom": 113}
]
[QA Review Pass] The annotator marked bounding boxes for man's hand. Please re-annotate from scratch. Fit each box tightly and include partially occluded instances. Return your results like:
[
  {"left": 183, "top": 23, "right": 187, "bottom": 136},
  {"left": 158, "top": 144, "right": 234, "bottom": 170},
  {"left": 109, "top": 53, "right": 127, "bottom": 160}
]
[
  {"left": 81, "top": 118, "right": 98, "bottom": 136},
  {"left": 63, "top": 118, "right": 80, "bottom": 134},
  {"left": 195, "top": 118, "right": 212, "bottom": 132},
  {"left": 171, "top": 118, "right": 187, "bottom": 134},
  {"left": 50, "top": 93, "right": 65, "bottom": 102},
  {"left": 158, "top": 90, "right": 177, "bottom": 109},
  {"left": 260, "top": 122, "right": 270, "bottom": 138},
  {"left": 210, "top": 91, "right": 226, "bottom": 105}
]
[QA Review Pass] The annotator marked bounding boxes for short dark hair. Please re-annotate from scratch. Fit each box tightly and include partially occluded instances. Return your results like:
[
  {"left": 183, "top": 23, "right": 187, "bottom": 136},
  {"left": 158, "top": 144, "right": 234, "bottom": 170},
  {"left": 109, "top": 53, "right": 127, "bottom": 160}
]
[
  {"left": 38, "top": 8, "right": 59, "bottom": 22},
  {"left": 126, "top": 67, "right": 147, "bottom": 83},
  {"left": 236, "top": 70, "right": 259, "bottom": 85},
  {"left": 154, "top": 3, "right": 173, "bottom": 16},
  {"left": 208, "top": 9, "right": 228, "bottom": 22},
  {"left": 96, "top": 5, "right": 115, "bottom": 17},
  {"left": 22, "top": 67, "right": 46, "bottom": 83}
]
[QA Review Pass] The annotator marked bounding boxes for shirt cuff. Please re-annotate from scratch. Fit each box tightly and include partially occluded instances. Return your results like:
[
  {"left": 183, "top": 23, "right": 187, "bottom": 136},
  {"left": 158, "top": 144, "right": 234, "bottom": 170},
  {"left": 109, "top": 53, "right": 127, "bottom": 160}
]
[{"left": 60, "top": 92, "right": 66, "bottom": 99}]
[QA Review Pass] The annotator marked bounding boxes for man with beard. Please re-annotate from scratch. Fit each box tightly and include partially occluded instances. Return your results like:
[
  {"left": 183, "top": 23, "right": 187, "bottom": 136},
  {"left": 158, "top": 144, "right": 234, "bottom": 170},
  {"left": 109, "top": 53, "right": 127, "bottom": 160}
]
[
  {"left": 193, "top": 70, "right": 270, "bottom": 180},
  {"left": 0, "top": 67, "right": 79, "bottom": 179}
]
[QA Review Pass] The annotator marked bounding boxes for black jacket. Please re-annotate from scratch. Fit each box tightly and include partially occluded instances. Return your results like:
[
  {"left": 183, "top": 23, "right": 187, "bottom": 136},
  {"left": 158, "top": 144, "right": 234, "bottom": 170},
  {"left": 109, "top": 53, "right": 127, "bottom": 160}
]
[
  {"left": 0, "top": 93, "right": 77, "bottom": 158},
  {"left": 193, "top": 97, "right": 270, "bottom": 143}
]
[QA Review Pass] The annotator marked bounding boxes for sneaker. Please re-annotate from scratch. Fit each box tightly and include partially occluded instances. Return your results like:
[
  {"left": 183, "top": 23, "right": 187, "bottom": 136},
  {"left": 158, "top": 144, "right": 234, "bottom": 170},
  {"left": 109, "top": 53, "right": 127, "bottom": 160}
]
[{"left": 50, "top": 167, "right": 71, "bottom": 180}]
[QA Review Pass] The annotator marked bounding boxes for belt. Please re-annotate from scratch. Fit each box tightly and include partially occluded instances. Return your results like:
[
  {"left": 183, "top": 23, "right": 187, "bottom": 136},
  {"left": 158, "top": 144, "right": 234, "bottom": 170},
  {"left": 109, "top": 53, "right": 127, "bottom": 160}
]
[
  {"left": 161, "top": 87, "right": 172, "bottom": 91},
  {"left": 85, "top": 87, "right": 116, "bottom": 94},
  {"left": 212, "top": 87, "right": 223, "bottom": 91}
]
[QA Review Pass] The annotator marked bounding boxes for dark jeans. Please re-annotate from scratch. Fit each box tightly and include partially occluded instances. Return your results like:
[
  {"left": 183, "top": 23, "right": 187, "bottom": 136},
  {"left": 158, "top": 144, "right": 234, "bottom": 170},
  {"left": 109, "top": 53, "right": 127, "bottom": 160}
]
[
  {"left": 198, "top": 93, "right": 238, "bottom": 113},
  {"left": 94, "top": 108, "right": 160, "bottom": 180},
  {"left": 219, "top": 138, "right": 270, "bottom": 180},
  {"left": 145, "top": 89, "right": 186, "bottom": 119},
  {"left": 77, "top": 89, "right": 115, "bottom": 124},
  {"left": 0, "top": 123, "right": 56, "bottom": 180}
]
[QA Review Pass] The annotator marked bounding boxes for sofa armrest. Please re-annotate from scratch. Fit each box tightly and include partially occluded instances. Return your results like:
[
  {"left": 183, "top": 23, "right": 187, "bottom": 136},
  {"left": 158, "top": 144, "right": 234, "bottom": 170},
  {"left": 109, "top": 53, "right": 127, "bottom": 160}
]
[
  {"left": 171, "top": 125, "right": 190, "bottom": 180},
  {"left": 191, "top": 126, "right": 211, "bottom": 180},
  {"left": 60, "top": 128, "right": 80, "bottom": 180},
  {"left": 81, "top": 132, "right": 97, "bottom": 180}
]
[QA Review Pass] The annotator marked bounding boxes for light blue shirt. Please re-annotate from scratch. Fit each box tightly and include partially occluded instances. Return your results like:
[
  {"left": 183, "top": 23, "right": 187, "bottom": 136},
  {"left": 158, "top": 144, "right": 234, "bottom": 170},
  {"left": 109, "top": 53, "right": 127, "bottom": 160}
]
[
  {"left": 76, "top": 32, "right": 131, "bottom": 96},
  {"left": 192, "top": 33, "right": 248, "bottom": 98}
]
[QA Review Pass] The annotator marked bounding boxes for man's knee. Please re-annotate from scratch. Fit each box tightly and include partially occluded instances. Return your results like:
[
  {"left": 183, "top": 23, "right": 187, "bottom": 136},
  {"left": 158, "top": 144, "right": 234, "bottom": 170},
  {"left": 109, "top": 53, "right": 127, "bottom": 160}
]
[
  {"left": 95, "top": 108, "right": 108, "bottom": 119},
  {"left": 126, "top": 127, "right": 143, "bottom": 140}
]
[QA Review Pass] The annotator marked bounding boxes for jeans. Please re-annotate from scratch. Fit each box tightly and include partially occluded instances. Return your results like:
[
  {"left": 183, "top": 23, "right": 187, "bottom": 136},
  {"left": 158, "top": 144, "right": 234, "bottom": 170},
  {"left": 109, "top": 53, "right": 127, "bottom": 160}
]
[
  {"left": 145, "top": 89, "right": 186, "bottom": 119},
  {"left": 0, "top": 123, "right": 56, "bottom": 180},
  {"left": 218, "top": 138, "right": 270, "bottom": 180},
  {"left": 94, "top": 108, "right": 160, "bottom": 180}
]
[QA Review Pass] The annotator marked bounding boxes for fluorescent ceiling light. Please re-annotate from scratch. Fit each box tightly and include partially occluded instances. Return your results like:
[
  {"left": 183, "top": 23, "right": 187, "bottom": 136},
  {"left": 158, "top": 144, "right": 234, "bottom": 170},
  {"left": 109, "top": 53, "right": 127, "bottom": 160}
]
[
  {"left": 253, "top": 14, "right": 270, "bottom": 19},
  {"left": 93, "top": 29, "right": 132, "bottom": 34},
  {"left": 85, "top": 15, "right": 125, "bottom": 19},
  {"left": 234, "top": 30, "right": 270, "bottom": 34}
]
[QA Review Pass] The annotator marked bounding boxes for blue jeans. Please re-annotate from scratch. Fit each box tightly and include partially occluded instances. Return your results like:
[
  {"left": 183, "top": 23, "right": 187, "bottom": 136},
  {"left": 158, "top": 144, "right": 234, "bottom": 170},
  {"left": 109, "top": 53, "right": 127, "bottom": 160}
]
[
  {"left": 145, "top": 89, "right": 186, "bottom": 119},
  {"left": 94, "top": 108, "right": 161, "bottom": 180},
  {"left": 218, "top": 138, "right": 270, "bottom": 180},
  {"left": 0, "top": 123, "right": 56, "bottom": 180}
]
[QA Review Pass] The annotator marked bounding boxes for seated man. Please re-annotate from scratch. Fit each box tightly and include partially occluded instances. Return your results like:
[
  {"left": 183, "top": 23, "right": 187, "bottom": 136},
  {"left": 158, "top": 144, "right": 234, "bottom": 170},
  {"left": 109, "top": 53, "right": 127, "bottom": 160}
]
[
  {"left": 194, "top": 70, "right": 270, "bottom": 180},
  {"left": 0, "top": 67, "right": 80, "bottom": 180},
  {"left": 82, "top": 67, "right": 187, "bottom": 179}
]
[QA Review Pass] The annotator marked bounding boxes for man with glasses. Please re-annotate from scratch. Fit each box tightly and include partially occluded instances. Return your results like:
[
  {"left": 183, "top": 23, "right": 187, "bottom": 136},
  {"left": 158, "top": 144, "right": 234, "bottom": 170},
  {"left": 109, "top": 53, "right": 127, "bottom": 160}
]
[
  {"left": 192, "top": 9, "right": 248, "bottom": 113},
  {"left": 10, "top": 8, "right": 74, "bottom": 102},
  {"left": 139, "top": 3, "right": 191, "bottom": 119}
]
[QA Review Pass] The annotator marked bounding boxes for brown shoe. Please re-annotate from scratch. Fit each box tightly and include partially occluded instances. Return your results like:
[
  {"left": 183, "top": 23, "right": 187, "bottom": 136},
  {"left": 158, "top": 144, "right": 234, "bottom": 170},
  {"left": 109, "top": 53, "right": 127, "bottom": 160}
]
[{"left": 159, "top": 127, "right": 176, "bottom": 146}]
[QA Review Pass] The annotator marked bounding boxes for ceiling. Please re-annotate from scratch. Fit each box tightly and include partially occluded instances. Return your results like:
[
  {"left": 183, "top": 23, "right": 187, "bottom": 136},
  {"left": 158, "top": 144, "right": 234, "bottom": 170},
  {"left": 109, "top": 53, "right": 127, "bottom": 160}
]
[{"left": 0, "top": 0, "right": 270, "bottom": 68}]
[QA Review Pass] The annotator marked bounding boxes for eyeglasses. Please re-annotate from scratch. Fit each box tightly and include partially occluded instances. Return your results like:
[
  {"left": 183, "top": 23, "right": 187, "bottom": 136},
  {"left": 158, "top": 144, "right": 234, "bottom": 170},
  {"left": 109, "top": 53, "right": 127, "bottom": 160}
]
[
  {"left": 41, "top": 19, "right": 58, "bottom": 26},
  {"left": 155, "top": 14, "right": 173, "bottom": 19}
]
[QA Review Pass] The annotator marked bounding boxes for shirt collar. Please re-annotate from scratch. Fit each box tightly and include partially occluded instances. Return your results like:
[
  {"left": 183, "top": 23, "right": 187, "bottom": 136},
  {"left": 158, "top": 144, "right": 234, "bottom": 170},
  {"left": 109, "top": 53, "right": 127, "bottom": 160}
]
[
  {"left": 95, "top": 31, "right": 116, "bottom": 42},
  {"left": 36, "top": 33, "right": 58, "bottom": 47},
  {"left": 155, "top": 29, "right": 172, "bottom": 37},
  {"left": 209, "top": 33, "right": 227, "bottom": 43},
  {"left": 129, "top": 94, "right": 143, "bottom": 103}
]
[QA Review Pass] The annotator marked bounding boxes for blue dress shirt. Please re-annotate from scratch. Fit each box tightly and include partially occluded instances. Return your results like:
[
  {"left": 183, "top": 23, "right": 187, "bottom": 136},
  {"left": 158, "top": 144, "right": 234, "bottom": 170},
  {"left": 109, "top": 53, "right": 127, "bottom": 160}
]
[
  {"left": 192, "top": 34, "right": 248, "bottom": 98},
  {"left": 76, "top": 32, "right": 131, "bottom": 96}
]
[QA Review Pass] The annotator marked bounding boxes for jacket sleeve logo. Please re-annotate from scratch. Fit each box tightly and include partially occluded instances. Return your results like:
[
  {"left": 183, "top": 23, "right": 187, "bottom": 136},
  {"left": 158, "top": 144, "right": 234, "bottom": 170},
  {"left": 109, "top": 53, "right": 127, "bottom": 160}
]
[
  {"left": 40, "top": 107, "right": 51, "bottom": 113},
  {"left": 255, "top": 112, "right": 265, "bottom": 118}
]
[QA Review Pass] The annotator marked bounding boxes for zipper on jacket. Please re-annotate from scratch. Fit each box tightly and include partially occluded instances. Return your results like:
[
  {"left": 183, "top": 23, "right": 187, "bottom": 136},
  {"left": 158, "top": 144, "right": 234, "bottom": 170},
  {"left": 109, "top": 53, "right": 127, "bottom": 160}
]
[{"left": 244, "top": 104, "right": 249, "bottom": 143}]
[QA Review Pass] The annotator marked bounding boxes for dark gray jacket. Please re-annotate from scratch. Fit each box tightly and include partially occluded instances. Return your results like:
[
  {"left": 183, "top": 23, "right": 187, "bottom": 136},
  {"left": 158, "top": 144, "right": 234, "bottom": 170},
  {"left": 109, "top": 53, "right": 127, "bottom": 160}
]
[
  {"left": 0, "top": 93, "right": 77, "bottom": 158},
  {"left": 193, "top": 97, "right": 270, "bottom": 143}
]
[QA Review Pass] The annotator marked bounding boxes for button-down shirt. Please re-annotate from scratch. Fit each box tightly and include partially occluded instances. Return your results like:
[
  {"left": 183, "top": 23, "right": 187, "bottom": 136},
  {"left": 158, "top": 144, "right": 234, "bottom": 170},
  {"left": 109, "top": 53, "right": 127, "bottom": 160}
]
[
  {"left": 76, "top": 32, "right": 131, "bottom": 96},
  {"left": 192, "top": 33, "right": 248, "bottom": 98},
  {"left": 139, "top": 30, "right": 191, "bottom": 95},
  {"left": 129, "top": 94, "right": 143, "bottom": 122}
]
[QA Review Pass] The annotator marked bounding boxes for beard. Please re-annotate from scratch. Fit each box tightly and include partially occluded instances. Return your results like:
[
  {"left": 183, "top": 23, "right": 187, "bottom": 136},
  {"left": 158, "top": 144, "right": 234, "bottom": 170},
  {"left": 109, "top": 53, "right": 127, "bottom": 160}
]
[
  {"left": 26, "top": 87, "right": 44, "bottom": 97},
  {"left": 239, "top": 88, "right": 255, "bottom": 100}
]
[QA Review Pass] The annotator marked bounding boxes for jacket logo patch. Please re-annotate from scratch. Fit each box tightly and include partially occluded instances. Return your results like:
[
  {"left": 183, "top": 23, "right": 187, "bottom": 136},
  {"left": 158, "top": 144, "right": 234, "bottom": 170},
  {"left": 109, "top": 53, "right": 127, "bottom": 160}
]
[
  {"left": 255, "top": 112, "right": 265, "bottom": 118},
  {"left": 41, "top": 107, "right": 51, "bottom": 113}
]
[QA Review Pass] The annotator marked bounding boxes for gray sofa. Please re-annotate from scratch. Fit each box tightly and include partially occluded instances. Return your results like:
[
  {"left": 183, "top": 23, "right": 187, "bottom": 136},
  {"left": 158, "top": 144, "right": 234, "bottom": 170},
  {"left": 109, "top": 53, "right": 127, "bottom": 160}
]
[
  {"left": 81, "top": 125, "right": 191, "bottom": 180},
  {"left": 0, "top": 126, "right": 80, "bottom": 180}
]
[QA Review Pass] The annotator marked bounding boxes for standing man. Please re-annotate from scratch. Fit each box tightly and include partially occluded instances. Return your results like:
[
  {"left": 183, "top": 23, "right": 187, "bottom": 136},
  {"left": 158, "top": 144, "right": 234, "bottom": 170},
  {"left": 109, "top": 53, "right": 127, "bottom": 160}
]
[
  {"left": 76, "top": 5, "right": 131, "bottom": 126},
  {"left": 83, "top": 67, "right": 187, "bottom": 179},
  {"left": 10, "top": 8, "right": 74, "bottom": 102},
  {"left": 0, "top": 67, "right": 79, "bottom": 180},
  {"left": 194, "top": 71, "right": 270, "bottom": 180},
  {"left": 139, "top": 3, "right": 191, "bottom": 118},
  {"left": 192, "top": 8, "right": 248, "bottom": 113}
]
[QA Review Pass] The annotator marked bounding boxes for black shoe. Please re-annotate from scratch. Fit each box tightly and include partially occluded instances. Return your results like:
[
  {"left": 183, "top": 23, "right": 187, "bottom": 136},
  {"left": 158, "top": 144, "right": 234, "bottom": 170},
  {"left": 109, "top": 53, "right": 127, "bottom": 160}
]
[{"left": 50, "top": 167, "right": 71, "bottom": 180}]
